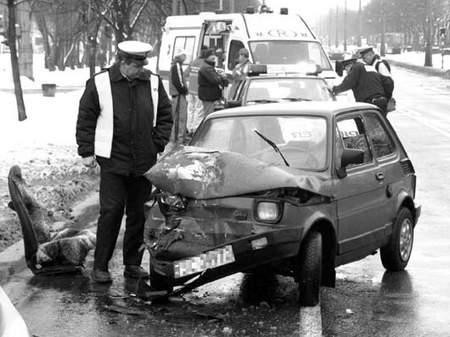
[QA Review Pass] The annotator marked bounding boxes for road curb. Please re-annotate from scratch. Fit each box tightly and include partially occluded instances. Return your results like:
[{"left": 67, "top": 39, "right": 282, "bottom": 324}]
[
  {"left": 0, "top": 191, "right": 99, "bottom": 285},
  {"left": 386, "top": 58, "right": 450, "bottom": 79}
]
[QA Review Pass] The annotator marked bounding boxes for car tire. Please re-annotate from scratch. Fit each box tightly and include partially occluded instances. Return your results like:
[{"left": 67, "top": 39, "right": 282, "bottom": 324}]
[
  {"left": 298, "top": 231, "right": 322, "bottom": 307},
  {"left": 380, "top": 207, "right": 414, "bottom": 271}
]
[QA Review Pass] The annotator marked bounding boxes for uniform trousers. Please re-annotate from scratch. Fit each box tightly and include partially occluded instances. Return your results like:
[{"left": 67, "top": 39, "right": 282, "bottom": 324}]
[
  {"left": 170, "top": 94, "right": 188, "bottom": 144},
  {"left": 94, "top": 170, "right": 152, "bottom": 271}
]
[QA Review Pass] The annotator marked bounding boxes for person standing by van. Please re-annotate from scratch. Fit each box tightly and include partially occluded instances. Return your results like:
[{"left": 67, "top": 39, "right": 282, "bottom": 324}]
[
  {"left": 186, "top": 46, "right": 207, "bottom": 134},
  {"left": 230, "top": 48, "right": 251, "bottom": 97},
  {"left": 169, "top": 49, "right": 188, "bottom": 145},
  {"left": 198, "top": 49, "right": 228, "bottom": 117}
]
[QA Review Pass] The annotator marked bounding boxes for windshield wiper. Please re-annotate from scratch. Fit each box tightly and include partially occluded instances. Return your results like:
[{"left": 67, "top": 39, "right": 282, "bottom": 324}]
[
  {"left": 279, "top": 97, "right": 312, "bottom": 102},
  {"left": 253, "top": 129, "right": 290, "bottom": 167}
]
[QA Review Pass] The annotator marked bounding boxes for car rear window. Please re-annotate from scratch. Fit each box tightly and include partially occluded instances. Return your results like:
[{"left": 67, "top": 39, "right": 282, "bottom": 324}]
[{"left": 246, "top": 78, "right": 333, "bottom": 103}]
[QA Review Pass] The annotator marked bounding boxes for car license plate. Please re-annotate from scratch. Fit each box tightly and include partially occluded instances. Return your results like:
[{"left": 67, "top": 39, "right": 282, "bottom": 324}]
[{"left": 174, "top": 245, "right": 235, "bottom": 278}]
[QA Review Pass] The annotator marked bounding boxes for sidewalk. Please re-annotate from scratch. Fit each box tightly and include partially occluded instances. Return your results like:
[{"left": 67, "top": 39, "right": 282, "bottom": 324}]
[{"left": 384, "top": 51, "right": 450, "bottom": 79}]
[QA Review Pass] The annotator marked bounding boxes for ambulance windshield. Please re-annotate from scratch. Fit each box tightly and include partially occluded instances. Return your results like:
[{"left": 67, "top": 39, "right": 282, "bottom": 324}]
[{"left": 249, "top": 41, "right": 332, "bottom": 70}]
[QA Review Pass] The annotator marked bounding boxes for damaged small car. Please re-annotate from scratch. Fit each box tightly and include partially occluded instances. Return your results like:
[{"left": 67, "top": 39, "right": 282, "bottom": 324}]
[{"left": 144, "top": 102, "right": 420, "bottom": 306}]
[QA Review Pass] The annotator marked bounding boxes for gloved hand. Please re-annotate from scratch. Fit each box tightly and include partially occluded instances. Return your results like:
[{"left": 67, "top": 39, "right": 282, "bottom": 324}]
[{"left": 82, "top": 156, "right": 96, "bottom": 168}]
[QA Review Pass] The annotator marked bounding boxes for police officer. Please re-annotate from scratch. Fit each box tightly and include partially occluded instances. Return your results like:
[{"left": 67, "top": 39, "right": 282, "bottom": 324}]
[
  {"left": 76, "top": 41, "right": 173, "bottom": 283},
  {"left": 332, "top": 56, "right": 388, "bottom": 115},
  {"left": 358, "top": 46, "right": 392, "bottom": 77}
]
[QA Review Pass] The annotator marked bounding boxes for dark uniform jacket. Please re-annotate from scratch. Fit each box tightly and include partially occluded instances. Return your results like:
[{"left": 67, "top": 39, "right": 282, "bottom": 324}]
[
  {"left": 76, "top": 63, "right": 173, "bottom": 176},
  {"left": 169, "top": 61, "right": 188, "bottom": 97},
  {"left": 198, "top": 60, "right": 228, "bottom": 102},
  {"left": 186, "top": 57, "right": 205, "bottom": 95},
  {"left": 333, "top": 62, "right": 386, "bottom": 103}
]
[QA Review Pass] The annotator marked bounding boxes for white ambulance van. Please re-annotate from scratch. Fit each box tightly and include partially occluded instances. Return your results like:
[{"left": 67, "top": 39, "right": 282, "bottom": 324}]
[{"left": 157, "top": 10, "right": 337, "bottom": 93}]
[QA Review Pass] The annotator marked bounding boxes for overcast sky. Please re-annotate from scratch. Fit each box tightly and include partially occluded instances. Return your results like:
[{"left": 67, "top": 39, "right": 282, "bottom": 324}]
[{"left": 264, "top": 0, "right": 362, "bottom": 22}]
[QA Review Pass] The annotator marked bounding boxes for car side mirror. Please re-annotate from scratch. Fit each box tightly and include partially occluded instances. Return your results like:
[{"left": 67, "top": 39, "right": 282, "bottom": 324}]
[
  {"left": 335, "top": 60, "right": 344, "bottom": 77},
  {"left": 225, "top": 99, "right": 242, "bottom": 108},
  {"left": 336, "top": 148, "right": 365, "bottom": 179}
]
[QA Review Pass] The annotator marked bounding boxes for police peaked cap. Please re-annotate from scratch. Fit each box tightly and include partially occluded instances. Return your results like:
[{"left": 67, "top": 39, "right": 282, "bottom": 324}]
[
  {"left": 358, "top": 46, "right": 374, "bottom": 56},
  {"left": 117, "top": 41, "right": 153, "bottom": 61}
]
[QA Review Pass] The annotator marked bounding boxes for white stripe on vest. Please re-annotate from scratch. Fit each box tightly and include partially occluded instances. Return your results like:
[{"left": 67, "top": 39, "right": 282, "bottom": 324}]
[{"left": 93, "top": 71, "right": 159, "bottom": 158}]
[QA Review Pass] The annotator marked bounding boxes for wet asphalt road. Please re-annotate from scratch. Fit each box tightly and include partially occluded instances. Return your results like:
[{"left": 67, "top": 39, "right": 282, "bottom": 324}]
[{"left": 3, "top": 66, "right": 450, "bottom": 337}]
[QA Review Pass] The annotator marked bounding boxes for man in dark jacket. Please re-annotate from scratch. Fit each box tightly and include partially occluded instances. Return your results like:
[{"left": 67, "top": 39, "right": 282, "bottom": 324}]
[
  {"left": 76, "top": 41, "right": 173, "bottom": 283},
  {"left": 332, "top": 59, "right": 388, "bottom": 115},
  {"left": 169, "top": 49, "right": 188, "bottom": 145},
  {"left": 198, "top": 49, "right": 228, "bottom": 117},
  {"left": 186, "top": 46, "right": 207, "bottom": 133}
]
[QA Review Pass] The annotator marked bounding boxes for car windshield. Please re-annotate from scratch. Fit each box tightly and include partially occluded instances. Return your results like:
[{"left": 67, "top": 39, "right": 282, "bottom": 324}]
[
  {"left": 192, "top": 115, "right": 328, "bottom": 171},
  {"left": 249, "top": 40, "right": 332, "bottom": 70},
  {"left": 246, "top": 78, "right": 334, "bottom": 103}
]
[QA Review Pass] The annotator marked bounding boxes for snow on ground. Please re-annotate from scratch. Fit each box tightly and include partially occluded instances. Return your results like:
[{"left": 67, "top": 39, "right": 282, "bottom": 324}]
[
  {"left": 0, "top": 53, "right": 100, "bottom": 252},
  {"left": 385, "top": 51, "right": 450, "bottom": 70}
]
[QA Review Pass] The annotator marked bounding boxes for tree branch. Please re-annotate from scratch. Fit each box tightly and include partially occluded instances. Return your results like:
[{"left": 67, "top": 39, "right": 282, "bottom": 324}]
[
  {"left": 129, "top": 0, "right": 150, "bottom": 32},
  {"left": 90, "top": 1, "right": 118, "bottom": 31}
]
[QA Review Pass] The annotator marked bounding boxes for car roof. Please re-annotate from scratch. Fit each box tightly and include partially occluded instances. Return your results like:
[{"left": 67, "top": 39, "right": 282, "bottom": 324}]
[{"left": 208, "top": 101, "right": 377, "bottom": 119}]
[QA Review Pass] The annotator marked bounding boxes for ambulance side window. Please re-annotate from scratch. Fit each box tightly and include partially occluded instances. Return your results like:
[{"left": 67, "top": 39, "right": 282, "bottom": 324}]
[
  {"left": 173, "top": 36, "right": 196, "bottom": 64},
  {"left": 228, "top": 40, "right": 245, "bottom": 69}
]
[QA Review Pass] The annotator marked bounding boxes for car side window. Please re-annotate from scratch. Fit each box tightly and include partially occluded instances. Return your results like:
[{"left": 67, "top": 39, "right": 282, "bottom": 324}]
[
  {"left": 364, "top": 113, "right": 396, "bottom": 158},
  {"left": 337, "top": 116, "right": 373, "bottom": 167}
]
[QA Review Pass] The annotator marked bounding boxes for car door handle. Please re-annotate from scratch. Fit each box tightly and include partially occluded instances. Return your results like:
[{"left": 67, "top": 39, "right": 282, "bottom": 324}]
[{"left": 375, "top": 172, "right": 384, "bottom": 181}]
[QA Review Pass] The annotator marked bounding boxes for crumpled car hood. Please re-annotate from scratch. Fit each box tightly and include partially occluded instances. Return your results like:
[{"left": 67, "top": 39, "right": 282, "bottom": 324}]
[{"left": 145, "top": 146, "right": 332, "bottom": 199}]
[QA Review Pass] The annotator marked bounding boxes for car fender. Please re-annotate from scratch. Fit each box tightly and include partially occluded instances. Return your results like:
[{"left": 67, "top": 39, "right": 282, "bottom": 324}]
[
  {"left": 394, "top": 189, "right": 417, "bottom": 222},
  {"left": 299, "top": 210, "right": 336, "bottom": 244}
]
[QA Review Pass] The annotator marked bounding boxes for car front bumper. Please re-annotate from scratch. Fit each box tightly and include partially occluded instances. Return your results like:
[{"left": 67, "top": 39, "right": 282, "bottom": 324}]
[{"left": 150, "top": 227, "right": 302, "bottom": 287}]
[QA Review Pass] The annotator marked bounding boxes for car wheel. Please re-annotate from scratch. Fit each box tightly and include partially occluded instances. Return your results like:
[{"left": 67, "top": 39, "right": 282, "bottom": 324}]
[
  {"left": 298, "top": 231, "right": 322, "bottom": 307},
  {"left": 380, "top": 207, "right": 414, "bottom": 271},
  {"left": 149, "top": 265, "right": 173, "bottom": 293}
]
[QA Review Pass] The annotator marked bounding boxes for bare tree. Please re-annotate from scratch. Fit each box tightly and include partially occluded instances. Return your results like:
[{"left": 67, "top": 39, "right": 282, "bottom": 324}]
[
  {"left": 7, "top": 0, "right": 26, "bottom": 121},
  {"left": 89, "top": 0, "right": 151, "bottom": 44}
]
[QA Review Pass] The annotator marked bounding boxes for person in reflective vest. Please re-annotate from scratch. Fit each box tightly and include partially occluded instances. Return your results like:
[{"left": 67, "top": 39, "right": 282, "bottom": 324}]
[
  {"left": 76, "top": 40, "right": 173, "bottom": 283},
  {"left": 169, "top": 49, "right": 188, "bottom": 145}
]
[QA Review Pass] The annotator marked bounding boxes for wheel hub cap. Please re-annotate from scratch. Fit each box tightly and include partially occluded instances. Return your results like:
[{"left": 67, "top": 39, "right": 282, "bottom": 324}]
[{"left": 399, "top": 218, "right": 413, "bottom": 261}]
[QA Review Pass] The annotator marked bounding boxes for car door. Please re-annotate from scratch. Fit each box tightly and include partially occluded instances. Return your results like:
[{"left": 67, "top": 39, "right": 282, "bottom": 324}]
[
  {"left": 362, "top": 111, "right": 400, "bottom": 232},
  {"left": 334, "top": 113, "right": 388, "bottom": 256}
]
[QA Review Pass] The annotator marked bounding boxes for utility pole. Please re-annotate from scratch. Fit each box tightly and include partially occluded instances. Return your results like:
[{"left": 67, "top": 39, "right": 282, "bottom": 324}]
[
  {"left": 380, "top": 0, "right": 386, "bottom": 56},
  {"left": 335, "top": 3, "right": 339, "bottom": 48},
  {"left": 328, "top": 8, "right": 332, "bottom": 47},
  {"left": 425, "top": 0, "right": 433, "bottom": 66},
  {"left": 230, "top": 0, "right": 235, "bottom": 13},
  {"left": 358, "top": 0, "right": 362, "bottom": 46},
  {"left": 172, "top": 0, "right": 178, "bottom": 15},
  {"left": 200, "top": 0, "right": 205, "bottom": 12},
  {"left": 344, "top": 0, "right": 347, "bottom": 52}
]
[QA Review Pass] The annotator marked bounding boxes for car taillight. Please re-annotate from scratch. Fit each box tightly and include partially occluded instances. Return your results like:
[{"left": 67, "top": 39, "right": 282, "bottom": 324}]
[{"left": 255, "top": 201, "right": 282, "bottom": 223}]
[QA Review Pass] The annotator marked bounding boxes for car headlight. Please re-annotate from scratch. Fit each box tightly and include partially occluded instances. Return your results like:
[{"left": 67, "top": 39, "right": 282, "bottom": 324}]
[
  {"left": 255, "top": 201, "right": 282, "bottom": 223},
  {"left": 159, "top": 192, "right": 186, "bottom": 210}
]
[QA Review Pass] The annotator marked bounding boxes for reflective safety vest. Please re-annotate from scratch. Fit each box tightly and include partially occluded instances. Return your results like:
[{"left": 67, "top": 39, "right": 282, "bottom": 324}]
[{"left": 93, "top": 71, "right": 159, "bottom": 158}]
